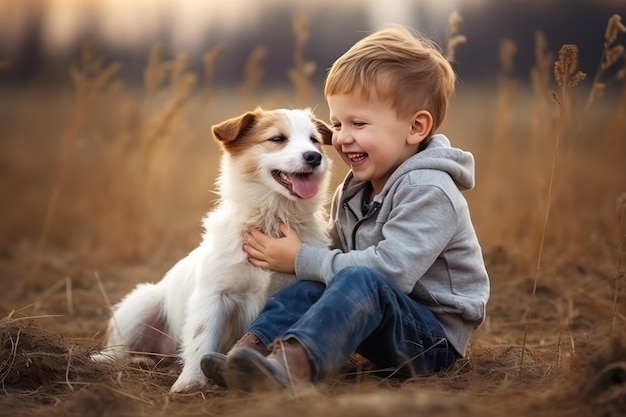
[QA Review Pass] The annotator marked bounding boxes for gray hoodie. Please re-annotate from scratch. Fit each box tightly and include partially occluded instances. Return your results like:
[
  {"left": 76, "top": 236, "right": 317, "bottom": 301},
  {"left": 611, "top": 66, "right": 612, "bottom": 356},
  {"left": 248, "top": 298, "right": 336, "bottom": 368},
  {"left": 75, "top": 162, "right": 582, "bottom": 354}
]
[{"left": 295, "top": 134, "right": 490, "bottom": 356}]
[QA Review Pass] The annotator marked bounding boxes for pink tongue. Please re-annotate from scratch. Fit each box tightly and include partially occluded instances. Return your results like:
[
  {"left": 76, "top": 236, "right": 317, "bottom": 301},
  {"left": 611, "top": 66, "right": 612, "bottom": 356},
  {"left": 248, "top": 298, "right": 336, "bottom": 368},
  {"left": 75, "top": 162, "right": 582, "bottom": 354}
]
[{"left": 290, "top": 175, "right": 318, "bottom": 199}]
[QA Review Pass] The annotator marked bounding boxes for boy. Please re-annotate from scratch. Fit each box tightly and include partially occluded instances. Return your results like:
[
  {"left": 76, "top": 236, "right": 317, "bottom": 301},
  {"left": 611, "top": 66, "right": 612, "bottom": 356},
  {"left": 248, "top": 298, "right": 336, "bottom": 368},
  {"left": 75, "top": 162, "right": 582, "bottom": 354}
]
[{"left": 200, "top": 25, "right": 489, "bottom": 392}]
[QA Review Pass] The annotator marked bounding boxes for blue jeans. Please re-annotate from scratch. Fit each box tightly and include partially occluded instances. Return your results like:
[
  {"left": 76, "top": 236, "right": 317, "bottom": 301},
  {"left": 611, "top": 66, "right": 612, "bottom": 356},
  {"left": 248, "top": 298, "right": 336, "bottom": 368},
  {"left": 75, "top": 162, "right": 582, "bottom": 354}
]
[{"left": 247, "top": 266, "right": 459, "bottom": 381}]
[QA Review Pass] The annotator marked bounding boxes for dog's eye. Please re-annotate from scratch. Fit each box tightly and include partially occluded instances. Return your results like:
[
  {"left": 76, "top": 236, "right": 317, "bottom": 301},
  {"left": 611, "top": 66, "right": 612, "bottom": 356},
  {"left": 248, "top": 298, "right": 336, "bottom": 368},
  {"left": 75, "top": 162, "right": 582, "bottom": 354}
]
[
  {"left": 310, "top": 136, "right": 320, "bottom": 144},
  {"left": 268, "top": 136, "right": 287, "bottom": 142}
]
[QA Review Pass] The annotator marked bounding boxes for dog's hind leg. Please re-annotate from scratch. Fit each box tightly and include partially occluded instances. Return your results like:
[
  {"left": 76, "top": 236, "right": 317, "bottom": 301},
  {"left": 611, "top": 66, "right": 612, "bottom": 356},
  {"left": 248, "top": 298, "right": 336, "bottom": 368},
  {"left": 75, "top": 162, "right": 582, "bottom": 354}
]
[{"left": 91, "top": 283, "right": 175, "bottom": 362}]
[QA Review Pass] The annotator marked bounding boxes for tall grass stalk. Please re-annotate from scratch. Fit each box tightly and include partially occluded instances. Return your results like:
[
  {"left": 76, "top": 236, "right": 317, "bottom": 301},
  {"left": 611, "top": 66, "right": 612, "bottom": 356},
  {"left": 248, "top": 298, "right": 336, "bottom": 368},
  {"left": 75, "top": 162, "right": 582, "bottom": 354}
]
[
  {"left": 131, "top": 51, "right": 197, "bottom": 256},
  {"left": 239, "top": 45, "right": 267, "bottom": 106},
  {"left": 288, "top": 13, "right": 316, "bottom": 107},
  {"left": 201, "top": 44, "right": 225, "bottom": 106},
  {"left": 445, "top": 11, "right": 467, "bottom": 64},
  {"left": 568, "top": 14, "right": 625, "bottom": 153},
  {"left": 530, "top": 31, "right": 553, "bottom": 152},
  {"left": 520, "top": 44, "right": 586, "bottom": 365},
  {"left": 612, "top": 193, "right": 626, "bottom": 333}
]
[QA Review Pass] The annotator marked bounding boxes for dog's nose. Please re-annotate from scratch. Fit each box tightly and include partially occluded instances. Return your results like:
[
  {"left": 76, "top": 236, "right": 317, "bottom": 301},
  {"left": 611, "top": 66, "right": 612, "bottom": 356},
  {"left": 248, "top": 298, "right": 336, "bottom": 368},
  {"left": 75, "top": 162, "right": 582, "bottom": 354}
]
[{"left": 303, "top": 151, "right": 322, "bottom": 168}]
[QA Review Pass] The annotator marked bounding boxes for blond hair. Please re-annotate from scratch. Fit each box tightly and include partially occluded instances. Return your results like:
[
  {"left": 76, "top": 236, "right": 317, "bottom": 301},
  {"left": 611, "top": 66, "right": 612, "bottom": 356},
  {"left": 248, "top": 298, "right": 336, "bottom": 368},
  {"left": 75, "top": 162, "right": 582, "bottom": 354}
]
[{"left": 324, "top": 25, "right": 455, "bottom": 134}]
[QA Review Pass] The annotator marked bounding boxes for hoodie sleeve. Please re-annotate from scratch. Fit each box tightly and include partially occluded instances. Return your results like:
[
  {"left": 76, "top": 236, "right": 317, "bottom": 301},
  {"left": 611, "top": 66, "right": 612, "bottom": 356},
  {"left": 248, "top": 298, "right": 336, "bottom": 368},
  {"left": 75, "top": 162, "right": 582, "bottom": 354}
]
[{"left": 296, "top": 180, "right": 459, "bottom": 293}]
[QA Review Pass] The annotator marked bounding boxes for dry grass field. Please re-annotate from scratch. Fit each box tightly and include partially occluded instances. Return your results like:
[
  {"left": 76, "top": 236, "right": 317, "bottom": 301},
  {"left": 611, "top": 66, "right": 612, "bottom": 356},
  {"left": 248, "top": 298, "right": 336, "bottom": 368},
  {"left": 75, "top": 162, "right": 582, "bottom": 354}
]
[{"left": 1, "top": 13, "right": 625, "bottom": 417}]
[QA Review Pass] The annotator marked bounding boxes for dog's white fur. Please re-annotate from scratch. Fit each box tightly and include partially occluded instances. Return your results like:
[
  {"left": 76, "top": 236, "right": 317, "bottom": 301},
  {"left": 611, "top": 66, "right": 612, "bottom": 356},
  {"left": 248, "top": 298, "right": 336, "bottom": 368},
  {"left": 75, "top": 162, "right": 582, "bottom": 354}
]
[{"left": 92, "top": 108, "right": 332, "bottom": 393}]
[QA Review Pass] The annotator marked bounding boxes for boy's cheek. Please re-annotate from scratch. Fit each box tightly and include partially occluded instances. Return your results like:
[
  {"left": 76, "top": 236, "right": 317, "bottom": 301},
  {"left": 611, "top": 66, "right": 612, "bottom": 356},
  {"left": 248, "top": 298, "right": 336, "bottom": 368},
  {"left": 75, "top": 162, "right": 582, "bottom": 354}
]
[{"left": 331, "top": 136, "right": 342, "bottom": 153}]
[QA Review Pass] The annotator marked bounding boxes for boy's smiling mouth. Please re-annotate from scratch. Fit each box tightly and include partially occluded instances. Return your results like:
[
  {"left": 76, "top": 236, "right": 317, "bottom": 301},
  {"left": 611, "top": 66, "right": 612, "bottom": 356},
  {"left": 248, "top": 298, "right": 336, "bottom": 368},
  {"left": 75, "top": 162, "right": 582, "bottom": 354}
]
[{"left": 346, "top": 152, "right": 368, "bottom": 163}]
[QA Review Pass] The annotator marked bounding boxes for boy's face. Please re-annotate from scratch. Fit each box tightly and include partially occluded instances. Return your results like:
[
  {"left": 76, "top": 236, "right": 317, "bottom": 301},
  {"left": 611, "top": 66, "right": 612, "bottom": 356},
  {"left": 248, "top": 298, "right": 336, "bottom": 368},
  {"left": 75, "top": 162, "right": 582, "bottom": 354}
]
[{"left": 328, "top": 92, "right": 423, "bottom": 196}]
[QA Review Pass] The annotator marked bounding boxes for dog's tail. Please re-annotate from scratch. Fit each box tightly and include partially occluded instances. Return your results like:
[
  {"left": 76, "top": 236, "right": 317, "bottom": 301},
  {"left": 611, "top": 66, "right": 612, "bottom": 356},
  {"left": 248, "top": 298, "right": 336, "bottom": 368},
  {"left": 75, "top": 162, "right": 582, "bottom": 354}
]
[{"left": 92, "top": 283, "right": 175, "bottom": 362}]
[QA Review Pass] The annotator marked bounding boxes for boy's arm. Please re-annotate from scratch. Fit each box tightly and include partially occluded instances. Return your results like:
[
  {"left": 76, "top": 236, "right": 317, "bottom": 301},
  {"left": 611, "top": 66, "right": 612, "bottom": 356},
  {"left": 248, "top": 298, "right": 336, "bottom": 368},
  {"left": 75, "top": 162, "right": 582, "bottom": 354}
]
[{"left": 296, "top": 184, "right": 460, "bottom": 293}]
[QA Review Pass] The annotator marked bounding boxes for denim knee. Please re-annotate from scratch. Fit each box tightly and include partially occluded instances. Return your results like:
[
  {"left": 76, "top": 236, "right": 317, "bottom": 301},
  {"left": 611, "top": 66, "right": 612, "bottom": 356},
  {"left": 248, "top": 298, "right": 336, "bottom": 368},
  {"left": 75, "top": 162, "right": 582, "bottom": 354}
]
[
  {"left": 329, "top": 266, "right": 387, "bottom": 293},
  {"left": 287, "top": 279, "right": 326, "bottom": 299}
]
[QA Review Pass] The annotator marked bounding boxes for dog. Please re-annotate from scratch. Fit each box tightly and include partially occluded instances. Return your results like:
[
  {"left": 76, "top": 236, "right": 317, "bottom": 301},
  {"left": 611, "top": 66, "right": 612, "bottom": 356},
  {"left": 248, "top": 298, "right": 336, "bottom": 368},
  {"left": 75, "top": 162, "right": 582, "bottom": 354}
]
[{"left": 91, "top": 107, "right": 332, "bottom": 393}]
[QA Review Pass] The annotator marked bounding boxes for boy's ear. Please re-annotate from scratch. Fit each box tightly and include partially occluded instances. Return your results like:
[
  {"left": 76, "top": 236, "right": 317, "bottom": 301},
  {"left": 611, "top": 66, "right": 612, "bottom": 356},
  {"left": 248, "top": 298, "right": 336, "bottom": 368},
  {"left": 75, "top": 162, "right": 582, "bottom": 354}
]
[{"left": 407, "top": 110, "right": 433, "bottom": 145}]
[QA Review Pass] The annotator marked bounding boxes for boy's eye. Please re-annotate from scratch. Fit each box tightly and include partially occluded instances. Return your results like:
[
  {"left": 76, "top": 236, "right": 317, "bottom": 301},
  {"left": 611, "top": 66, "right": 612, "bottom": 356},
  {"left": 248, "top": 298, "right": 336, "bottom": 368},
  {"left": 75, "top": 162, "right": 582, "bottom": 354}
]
[
  {"left": 331, "top": 123, "right": 341, "bottom": 130},
  {"left": 353, "top": 122, "right": 365, "bottom": 127}
]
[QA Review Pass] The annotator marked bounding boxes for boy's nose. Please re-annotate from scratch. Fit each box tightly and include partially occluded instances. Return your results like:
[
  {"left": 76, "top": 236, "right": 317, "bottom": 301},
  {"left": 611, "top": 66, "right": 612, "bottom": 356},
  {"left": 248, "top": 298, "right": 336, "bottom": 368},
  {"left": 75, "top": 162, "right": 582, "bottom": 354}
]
[{"left": 335, "top": 129, "right": 353, "bottom": 145}]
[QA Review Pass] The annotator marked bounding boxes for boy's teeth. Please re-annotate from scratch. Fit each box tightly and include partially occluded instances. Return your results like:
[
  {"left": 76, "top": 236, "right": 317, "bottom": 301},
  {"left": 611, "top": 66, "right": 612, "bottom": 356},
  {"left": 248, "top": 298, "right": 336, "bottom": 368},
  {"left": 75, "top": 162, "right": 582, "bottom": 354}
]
[{"left": 348, "top": 153, "right": 366, "bottom": 161}]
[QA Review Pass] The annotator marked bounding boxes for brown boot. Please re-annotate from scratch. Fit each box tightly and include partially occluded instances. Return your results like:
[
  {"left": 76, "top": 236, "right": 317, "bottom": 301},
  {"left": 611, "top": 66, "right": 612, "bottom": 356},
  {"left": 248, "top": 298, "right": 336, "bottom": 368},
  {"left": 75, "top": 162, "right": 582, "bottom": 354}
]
[
  {"left": 233, "top": 332, "right": 271, "bottom": 356},
  {"left": 200, "top": 333, "right": 270, "bottom": 387},
  {"left": 224, "top": 338, "right": 312, "bottom": 393}
]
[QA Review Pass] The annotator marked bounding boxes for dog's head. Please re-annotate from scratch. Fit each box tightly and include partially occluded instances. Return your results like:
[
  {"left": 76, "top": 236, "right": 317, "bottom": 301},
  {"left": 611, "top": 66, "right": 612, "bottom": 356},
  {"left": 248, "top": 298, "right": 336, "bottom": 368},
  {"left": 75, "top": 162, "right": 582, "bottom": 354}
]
[{"left": 211, "top": 107, "right": 332, "bottom": 201}]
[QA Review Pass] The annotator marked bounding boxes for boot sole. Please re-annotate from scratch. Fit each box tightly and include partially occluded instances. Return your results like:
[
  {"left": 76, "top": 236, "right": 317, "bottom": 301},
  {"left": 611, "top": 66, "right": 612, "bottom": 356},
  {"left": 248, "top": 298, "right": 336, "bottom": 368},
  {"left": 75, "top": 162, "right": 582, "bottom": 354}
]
[
  {"left": 224, "top": 347, "right": 289, "bottom": 393},
  {"left": 200, "top": 353, "right": 228, "bottom": 388}
]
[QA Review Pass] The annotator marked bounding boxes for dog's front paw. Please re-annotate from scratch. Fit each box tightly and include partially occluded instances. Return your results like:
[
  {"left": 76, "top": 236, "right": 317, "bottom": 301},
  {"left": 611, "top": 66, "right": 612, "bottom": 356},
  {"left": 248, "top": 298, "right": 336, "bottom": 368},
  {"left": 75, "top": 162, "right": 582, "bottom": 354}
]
[
  {"left": 170, "top": 371, "right": 206, "bottom": 393},
  {"left": 90, "top": 352, "right": 116, "bottom": 363}
]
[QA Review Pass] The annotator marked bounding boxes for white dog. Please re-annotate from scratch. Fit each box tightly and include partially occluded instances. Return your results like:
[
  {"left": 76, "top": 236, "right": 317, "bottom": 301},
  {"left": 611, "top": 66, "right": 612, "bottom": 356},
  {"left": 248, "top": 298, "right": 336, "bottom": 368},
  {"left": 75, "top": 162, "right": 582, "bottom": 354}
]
[{"left": 92, "top": 108, "right": 332, "bottom": 393}]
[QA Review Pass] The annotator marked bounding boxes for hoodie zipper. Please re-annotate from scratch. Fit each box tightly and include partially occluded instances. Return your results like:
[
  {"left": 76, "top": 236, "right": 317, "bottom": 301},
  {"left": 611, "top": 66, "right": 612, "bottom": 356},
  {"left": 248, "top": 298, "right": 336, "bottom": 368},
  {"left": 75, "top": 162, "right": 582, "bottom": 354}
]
[{"left": 343, "top": 201, "right": 380, "bottom": 250}]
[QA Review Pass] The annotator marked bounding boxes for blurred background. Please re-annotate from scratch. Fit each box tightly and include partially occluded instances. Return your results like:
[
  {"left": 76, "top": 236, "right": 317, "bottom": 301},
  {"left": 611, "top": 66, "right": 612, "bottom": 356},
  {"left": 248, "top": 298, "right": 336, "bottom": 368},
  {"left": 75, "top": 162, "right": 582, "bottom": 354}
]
[
  {"left": 0, "top": 0, "right": 624, "bottom": 267},
  {"left": 0, "top": 0, "right": 624, "bottom": 86}
]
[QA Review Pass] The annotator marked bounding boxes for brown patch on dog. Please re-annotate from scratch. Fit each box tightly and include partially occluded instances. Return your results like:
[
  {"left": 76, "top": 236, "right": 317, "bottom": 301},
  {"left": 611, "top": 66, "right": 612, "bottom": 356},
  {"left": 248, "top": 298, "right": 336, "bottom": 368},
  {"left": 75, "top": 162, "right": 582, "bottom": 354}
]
[{"left": 212, "top": 107, "right": 329, "bottom": 159}]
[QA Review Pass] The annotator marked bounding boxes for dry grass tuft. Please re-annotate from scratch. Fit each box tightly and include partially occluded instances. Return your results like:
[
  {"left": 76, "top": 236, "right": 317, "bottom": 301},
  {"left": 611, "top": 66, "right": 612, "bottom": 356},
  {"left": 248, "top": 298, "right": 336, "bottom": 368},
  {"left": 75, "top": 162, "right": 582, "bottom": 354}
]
[{"left": 0, "top": 316, "right": 106, "bottom": 397}]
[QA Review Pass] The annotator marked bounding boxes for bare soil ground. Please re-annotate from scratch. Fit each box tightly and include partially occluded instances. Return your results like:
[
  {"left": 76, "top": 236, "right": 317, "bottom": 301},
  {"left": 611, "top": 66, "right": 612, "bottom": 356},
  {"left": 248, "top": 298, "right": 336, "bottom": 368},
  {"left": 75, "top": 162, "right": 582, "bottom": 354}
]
[{"left": 0, "top": 79, "right": 625, "bottom": 417}]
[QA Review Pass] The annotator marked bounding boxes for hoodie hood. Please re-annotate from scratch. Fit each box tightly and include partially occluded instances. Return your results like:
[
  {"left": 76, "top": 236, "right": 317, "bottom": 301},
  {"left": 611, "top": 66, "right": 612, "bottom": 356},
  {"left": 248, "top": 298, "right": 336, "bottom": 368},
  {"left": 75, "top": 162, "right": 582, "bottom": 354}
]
[{"left": 407, "top": 134, "right": 475, "bottom": 190}]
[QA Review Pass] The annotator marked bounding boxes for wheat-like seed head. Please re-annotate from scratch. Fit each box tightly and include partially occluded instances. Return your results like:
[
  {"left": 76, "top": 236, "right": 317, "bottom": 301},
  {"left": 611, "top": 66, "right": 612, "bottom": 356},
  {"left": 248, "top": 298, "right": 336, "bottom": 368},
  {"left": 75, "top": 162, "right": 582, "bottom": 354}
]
[
  {"left": 602, "top": 45, "right": 625, "bottom": 70},
  {"left": 605, "top": 14, "right": 626, "bottom": 45},
  {"left": 548, "top": 89, "right": 560, "bottom": 106},
  {"left": 590, "top": 82, "right": 606, "bottom": 103},
  {"left": 446, "top": 11, "right": 466, "bottom": 63},
  {"left": 530, "top": 31, "right": 553, "bottom": 95},
  {"left": 554, "top": 44, "right": 586, "bottom": 89},
  {"left": 239, "top": 46, "right": 267, "bottom": 98},
  {"left": 499, "top": 39, "right": 518, "bottom": 74},
  {"left": 289, "top": 13, "right": 315, "bottom": 106},
  {"left": 447, "top": 35, "right": 467, "bottom": 63},
  {"left": 448, "top": 11, "right": 463, "bottom": 37},
  {"left": 202, "top": 44, "right": 225, "bottom": 83},
  {"left": 617, "top": 193, "right": 626, "bottom": 216},
  {"left": 144, "top": 44, "right": 166, "bottom": 95}
]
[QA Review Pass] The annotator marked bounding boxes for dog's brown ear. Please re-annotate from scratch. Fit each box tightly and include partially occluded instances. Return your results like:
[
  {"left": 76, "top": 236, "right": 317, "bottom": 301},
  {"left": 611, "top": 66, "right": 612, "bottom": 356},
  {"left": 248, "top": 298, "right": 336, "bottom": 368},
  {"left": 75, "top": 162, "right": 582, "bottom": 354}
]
[
  {"left": 212, "top": 111, "right": 257, "bottom": 144},
  {"left": 313, "top": 118, "right": 333, "bottom": 146}
]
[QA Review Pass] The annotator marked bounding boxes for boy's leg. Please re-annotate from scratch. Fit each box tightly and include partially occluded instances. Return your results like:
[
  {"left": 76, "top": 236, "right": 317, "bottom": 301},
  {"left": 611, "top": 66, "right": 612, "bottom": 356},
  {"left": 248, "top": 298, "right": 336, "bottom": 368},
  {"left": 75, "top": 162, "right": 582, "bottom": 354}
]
[
  {"left": 224, "top": 266, "right": 457, "bottom": 391},
  {"left": 246, "top": 279, "right": 326, "bottom": 347},
  {"left": 282, "top": 266, "right": 458, "bottom": 380},
  {"left": 354, "top": 283, "right": 459, "bottom": 378}
]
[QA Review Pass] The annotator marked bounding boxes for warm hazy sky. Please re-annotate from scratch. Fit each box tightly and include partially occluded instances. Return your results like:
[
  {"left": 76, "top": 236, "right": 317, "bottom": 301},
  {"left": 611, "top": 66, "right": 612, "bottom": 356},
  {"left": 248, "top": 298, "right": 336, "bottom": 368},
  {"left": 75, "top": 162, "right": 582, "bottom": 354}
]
[
  {"left": 0, "top": 0, "right": 467, "bottom": 54},
  {"left": 1, "top": 0, "right": 620, "bottom": 55},
  {"left": 0, "top": 0, "right": 623, "bottom": 83}
]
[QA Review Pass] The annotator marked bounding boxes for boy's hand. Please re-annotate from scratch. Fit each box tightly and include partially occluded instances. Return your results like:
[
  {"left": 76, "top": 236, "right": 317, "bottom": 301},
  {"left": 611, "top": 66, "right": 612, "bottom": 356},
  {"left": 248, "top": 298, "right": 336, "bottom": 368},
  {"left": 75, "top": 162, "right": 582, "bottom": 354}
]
[{"left": 243, "top": 223, "right": 301, "bottom": 274}]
